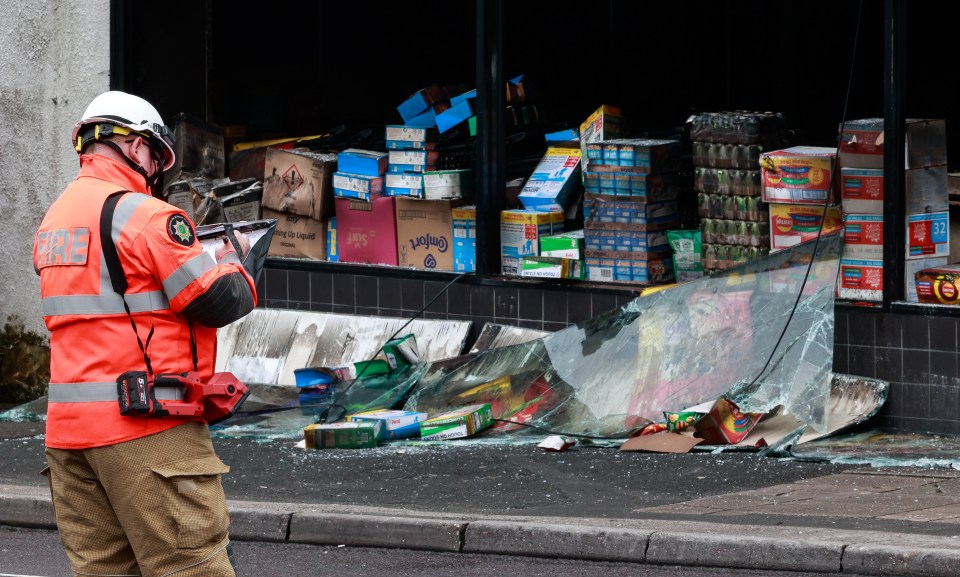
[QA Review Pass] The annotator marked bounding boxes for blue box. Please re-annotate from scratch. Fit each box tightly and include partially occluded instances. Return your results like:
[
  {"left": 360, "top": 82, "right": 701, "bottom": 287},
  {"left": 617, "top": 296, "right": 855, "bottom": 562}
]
[
  {"left": 327, "top": 217, "right": 338, "bottom": 262},
  {"left": 385, "top": 125, "right": 436, "bottom": 150},
  {"left": 384, "top": 173, "right": 424, "bottom": 198},
  {"left": 545, "top": 128, "right": 579, "bottom": 142},
  {"left": 337, "top": 149, "right": 388, "bottom": 176},
  {"left": 406, "top": 108, "right": 438, "bottom": 128},
  {"left": 333, "top": 172, "right": 383, "bottom": 202},
  {"left": 450, "top": 89, "right": 476, "bottom": 107},
  {"left": 397, "top": 86, "right": 444, "bottom": 123},
  {"left": 436, "top": 99, "right": 475, "bottom": 134},
  {"left": 347, "top": 409, "right": 429, "bottom": 440}
]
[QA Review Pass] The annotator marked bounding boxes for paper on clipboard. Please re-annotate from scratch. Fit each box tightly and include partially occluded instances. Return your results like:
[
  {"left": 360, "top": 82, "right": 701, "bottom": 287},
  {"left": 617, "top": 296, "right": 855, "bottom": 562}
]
[{"left": 197, "top": 219, "right": 277, "bottom": 283}]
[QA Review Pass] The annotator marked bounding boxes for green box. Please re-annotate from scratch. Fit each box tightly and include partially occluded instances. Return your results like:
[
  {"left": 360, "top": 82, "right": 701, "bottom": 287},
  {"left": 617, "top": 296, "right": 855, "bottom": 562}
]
[
  {"left": 540, "top": 230, "right": 585, "bottom": 259},
  {"left": 420, "top": 403, "right": 493, "bottom": 440},
  {"left": 304, "top": 421, "right": 382, "bottom": 449},
  {"left": 520, "top": 256, "right": 586, "bottom": 279},
  {"left": 381, "top": 334, "right": 420, "bottom": 370}
]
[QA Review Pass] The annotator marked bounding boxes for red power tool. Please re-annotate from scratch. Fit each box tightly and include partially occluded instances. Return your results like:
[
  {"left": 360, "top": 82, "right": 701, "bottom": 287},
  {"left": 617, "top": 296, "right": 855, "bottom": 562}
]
[{"left": 118, "top": 370, "right": 250, "bottom": 425}]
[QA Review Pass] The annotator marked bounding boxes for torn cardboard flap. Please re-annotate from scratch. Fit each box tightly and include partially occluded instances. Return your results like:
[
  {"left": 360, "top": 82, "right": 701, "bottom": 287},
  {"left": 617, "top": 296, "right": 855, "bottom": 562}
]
[{"left": 620, "top": 432, "right": 703, "bottom": 454}]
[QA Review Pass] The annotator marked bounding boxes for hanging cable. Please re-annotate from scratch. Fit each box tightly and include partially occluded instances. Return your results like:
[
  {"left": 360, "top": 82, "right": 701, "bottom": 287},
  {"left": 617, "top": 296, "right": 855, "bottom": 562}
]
[{"left": 744, "top": 0, "right": 864, "bottom": 389}]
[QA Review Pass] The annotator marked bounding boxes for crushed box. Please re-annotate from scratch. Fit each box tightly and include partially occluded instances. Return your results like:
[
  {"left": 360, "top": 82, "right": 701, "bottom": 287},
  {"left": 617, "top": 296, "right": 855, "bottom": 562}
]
[
  {"left": 347, "top": 409, "right": 428, "bottom": 440},
  {"left": 420, "top": 404, "right": 493, "bottom": 441},
  {"left": 303, "top": 421, "right": 382, "bottom": 449},
  {"left": 262, "top": 148, "right": 337, "bottom": 221},
  {"left": 262, "top": 208, "right": 326, "bottom": 261},
  {"left": 518, "top": 147, "right": 583, "bottom": 211}
]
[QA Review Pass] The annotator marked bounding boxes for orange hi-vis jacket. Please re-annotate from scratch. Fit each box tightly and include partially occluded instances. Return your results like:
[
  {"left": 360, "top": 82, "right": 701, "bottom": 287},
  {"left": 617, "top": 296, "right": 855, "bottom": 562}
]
[{"left": 35, "top": 154, "right": 257, "bottom": 449}]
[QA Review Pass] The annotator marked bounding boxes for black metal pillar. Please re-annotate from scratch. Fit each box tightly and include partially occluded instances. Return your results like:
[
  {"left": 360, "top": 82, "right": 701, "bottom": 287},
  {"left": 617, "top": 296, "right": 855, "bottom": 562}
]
[
  {"left": 108, "top": 0, "right": 128, "bottom": 91},
  {"left": 882, "top": 0, "right": 905, "bottom": 308},
  {"left": 475, "top": 0, "right": 505, "bottom": 277}
]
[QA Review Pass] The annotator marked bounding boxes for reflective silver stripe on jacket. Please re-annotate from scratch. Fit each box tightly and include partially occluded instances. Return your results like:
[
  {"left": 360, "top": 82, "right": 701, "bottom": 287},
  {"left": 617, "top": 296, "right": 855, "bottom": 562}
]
[
  {"left": 41, "top": 290, "right": 169, "bottom": 316},
  {"left": 48, "top": 382, "right": 185, "bottom": 403},
  {"left": 163, "top": 252, "right": 217, "bottom": 302},
  {"left": 41, "top": 193, "right": 172, "bottom": 318}
]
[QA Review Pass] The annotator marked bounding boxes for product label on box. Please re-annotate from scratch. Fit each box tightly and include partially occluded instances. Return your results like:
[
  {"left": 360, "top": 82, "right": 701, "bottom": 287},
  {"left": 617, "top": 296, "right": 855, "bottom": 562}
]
[
  {"left": 386, "top": 125, "right": 430, "bottom": 142},
  {"left": 843, "top": 215, "right": 884, "bottom": 260},
  {"left": 838, "top": 259, "right": 884, "bottom": 302},
  {"left": 769, "top": 203, "right": 843, "bottom": 250},
  {"left": 761, "top": 147, "right": 836, "bottom": 205},
  {"left": 334, "top": 173, "right": 383, "bottom": 194},
  {"left": 841, "top": 168, "right": 883, "bottom": 214},
  {"left": 907, "top": 212, "right": 949, "bottom": 259}
]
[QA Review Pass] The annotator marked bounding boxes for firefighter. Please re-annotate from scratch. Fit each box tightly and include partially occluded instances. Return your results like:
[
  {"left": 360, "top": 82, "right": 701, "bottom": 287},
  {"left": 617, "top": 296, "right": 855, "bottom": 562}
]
[{"left": 34, "top": 90, "right": 255, "bottom": 576}]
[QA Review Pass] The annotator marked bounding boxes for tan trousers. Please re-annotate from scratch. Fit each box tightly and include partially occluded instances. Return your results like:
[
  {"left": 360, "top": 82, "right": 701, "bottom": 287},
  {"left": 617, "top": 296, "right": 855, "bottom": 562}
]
[{"left": 44, "top": 421, "right": 236, "bottom": 577}]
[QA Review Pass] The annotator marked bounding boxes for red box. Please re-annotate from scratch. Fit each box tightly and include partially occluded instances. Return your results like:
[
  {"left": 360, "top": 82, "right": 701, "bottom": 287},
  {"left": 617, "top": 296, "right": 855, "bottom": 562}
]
[{"left": 335, "top": 197, "right": 398, "bottom": 266}]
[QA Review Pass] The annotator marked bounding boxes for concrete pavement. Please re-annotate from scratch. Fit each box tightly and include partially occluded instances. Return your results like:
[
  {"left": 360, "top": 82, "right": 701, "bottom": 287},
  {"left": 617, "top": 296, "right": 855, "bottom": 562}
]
[{"left": 2, "top": 426, "right": 960, "bottom": 575}]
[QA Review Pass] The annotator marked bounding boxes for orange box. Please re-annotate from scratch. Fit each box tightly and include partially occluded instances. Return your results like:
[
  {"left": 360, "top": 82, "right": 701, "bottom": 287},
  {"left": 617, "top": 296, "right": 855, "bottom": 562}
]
[
  {"left": 915, "top": 264, "right": 960, "bottom": 305},
  {"left": 769, "top": 203, "right": 843, "bottom": 251},
  {"left": 761, "top": 146, "right": 838, "bottom": 205}
]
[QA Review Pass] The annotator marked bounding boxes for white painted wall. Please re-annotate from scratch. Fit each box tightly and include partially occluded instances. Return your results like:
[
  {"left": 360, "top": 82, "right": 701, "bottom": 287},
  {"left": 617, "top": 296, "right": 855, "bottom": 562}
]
[{"left": 0, "top": 0, "right": 110, "bottom": 334}]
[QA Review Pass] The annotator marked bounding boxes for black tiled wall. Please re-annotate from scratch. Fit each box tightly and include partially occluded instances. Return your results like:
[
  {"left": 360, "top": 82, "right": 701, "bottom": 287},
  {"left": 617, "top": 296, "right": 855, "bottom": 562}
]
[
  {"left": 834, "top": 308, "right": 960, "bottom": 435},
  {"left": 259, "top": 268, "right": 960, "bottom": 435},
  {"left": 259, "top": 268, "right": 638, "bottom": 349}
]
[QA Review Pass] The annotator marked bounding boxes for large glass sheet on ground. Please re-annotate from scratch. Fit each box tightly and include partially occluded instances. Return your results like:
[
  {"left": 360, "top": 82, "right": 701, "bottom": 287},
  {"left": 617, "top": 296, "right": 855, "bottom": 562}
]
[{"left": 405, "top": 233, "right": 843, "bottom": 438}]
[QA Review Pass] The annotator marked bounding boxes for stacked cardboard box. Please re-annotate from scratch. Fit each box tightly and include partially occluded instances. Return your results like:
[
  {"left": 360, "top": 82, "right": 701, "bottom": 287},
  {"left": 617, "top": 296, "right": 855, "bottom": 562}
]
[
  {"left": 261, "top": 148, "right": 337, "bottom": 260},
  {"left": 333, "top": 149, "right": 387, "bottom": 202},
  {"left": 580, "top": 138, "right": 683, "bottom": 283},
  {"left": 691, "top": 111, "right": 791, "bottom": 272},
  {"left": 452, "top": 206, "right": 477, "bottom": 272},
  {"left": 500, "top": 210, "right": 564, "bottom": 275},
  {"left": 835, "top": 118, "right": 950, "bottom": 302}
]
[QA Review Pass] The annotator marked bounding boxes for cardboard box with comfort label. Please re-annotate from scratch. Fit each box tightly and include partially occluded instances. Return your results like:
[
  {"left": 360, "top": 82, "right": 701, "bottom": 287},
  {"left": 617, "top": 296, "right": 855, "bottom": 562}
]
[
  {"left": 335, "top": 197, "right": 398, "bottom": 266},
  {"left": 262, "top": 207, "right": 326, "bottom": 260},
  {"left": 262, "top": 148, "right": 336, "bottom": 222},
  {"left": 395, "top": 198, "right": 453, "bottom": 270}
]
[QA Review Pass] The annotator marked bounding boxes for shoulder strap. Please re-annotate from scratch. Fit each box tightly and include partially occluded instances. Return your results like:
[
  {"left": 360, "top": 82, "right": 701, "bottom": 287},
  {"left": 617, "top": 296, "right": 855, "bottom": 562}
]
[
  {"left": 99, "top": 191, "right": 129, "bottom": 295},
  {"left": 99, "top": 190, "right": 158, "bottom": 375}
]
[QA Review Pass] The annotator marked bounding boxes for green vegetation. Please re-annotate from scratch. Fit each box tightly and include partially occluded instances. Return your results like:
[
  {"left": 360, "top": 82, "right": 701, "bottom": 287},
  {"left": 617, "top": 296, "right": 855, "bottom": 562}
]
[{"left": 0, "top": 317, "right": 50, "bottom": 406}]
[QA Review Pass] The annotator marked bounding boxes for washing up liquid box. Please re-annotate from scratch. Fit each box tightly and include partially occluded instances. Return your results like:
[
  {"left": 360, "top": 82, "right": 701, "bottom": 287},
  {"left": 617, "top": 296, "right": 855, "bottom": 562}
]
[
  {"left": 303, "top": 421, "right": 382, "bottom": 449},
  {"left": 347, "top": 409, "right": 428, "bottom": 440},
  {"left": 517, "top": 147, "right": 583, "bottom": 211},
  {"left": 333, "top": 172, "right": 383, "bottom": 201},
  {"left": 337, "top": 149, "right": 388, "bottom": 176},
  {"left": 419, "top": 403, "right": 493, "bottom": 441},
  {"left": 436, "top": 99, "right": 475, "bottom": 133}
]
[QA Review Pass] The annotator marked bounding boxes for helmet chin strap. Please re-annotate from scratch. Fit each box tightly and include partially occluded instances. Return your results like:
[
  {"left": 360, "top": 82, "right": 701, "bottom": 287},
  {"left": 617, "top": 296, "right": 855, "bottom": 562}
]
[{"left": 94, "top": 139, "right": 165, "bottom": 198}]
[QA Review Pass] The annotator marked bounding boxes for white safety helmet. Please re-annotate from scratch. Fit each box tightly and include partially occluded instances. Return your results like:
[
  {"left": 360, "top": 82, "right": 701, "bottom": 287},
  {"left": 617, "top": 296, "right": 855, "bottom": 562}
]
[{"left": 72, "top": 90, "right": 176, "bottom": 171}]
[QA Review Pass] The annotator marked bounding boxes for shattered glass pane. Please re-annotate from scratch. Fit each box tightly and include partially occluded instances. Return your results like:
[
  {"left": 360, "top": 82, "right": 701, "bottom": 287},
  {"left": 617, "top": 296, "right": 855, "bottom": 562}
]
[
  {"left": 792, "top": 428, "right": 960, "bottom": 469},
  {"left": 405, "top": 233, "right": 843, "bottom": 437},
  {"left": 2, "top": 233, "right": 845, "bottom": 443}
]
